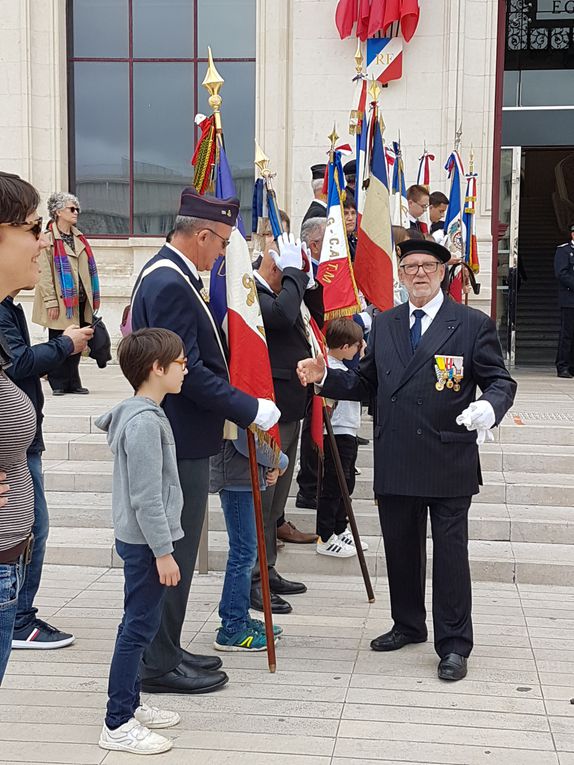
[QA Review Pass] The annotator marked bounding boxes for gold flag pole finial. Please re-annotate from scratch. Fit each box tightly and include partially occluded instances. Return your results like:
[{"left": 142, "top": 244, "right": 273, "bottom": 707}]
[
  {"left": 469, "top": 145, "right": 475, "bottom": 174},
  {"left": 202, "top": 46, "right": 224, "bottom": 132},
  {"left": 369, "top": 76, "right": 381, "bottom": 103},
  {"left": 354, "top": 39, "right": 364, "bottom": 74},
  {"left": 328, "top": 123, "right": 339, "bottom": 150},
  {"left": 254, "top": 141, "right": 271, "bottom": 178}
]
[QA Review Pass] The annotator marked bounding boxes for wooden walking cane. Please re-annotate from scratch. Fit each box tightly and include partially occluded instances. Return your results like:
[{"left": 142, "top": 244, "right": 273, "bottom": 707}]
[
  {"left": 246, "top": 429, "right": 277, "bottom": 673},
  {"left": 322, "top": 402, "right": 375, "bottom": 603}
]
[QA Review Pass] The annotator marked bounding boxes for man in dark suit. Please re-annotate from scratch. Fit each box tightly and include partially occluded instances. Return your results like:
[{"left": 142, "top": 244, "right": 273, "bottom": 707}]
[
  {"left": 132, "top": 188, "right": 280, "bottom": 694},
  {"left": 298, "top": 239, "right": 516, "bottom": 682},
  {"left": 302, "top": 164, "right": 328, "bottom": 224},
  {"left": 251, "top": 233, "right": 316, "bottom": 614},
  {"left": 554, "top": 224, "right": 574, "bottom": 378}
]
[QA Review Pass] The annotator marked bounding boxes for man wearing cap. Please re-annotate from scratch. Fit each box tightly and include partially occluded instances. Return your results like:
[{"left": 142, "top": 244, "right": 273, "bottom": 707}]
[
  {"left": 554, "top": 223, "right": 574, "bottom": 378},
  {"left": 131, "top": 188, "right": 280, "bottom": 694},
  {"left": 297, "top": 239, "right": 516, "bottom": 682},
  {"left": 302, "top": 164, "right": 328, "bottom": 224}
]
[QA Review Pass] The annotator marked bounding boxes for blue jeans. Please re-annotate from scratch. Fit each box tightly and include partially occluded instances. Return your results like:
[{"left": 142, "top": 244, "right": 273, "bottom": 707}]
[
  {"left": 105, "top": 541, "right": 166, "bottom": 730},
  {"left": 219, "top": 489, "right": 258, "bottom": 635},
  {"left": 0, "top": 558, "right": 26, "bottom": 684},
  {"left": 14, "top": 453, "right": 49, "bottom": 632}
]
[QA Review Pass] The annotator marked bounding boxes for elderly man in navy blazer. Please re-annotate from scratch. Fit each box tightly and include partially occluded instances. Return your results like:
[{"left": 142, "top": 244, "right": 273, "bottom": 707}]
[
  {"left": 132, "top": 188, "right": 280, "bottom": 695},
  {"left": 298, "top": 239, "right": 516, "bottom": 682}
]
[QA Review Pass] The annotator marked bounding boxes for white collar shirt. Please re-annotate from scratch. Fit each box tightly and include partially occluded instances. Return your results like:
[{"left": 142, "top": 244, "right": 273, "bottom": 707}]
[
  {"left": 165, "top": 242, "right": 200, "bottom": 282},
  {"left": 408, "top": 289, "right": 444, "bottom": 336},
  {"left": 253, "top": 269, "right": 275, "bottom": 295}
]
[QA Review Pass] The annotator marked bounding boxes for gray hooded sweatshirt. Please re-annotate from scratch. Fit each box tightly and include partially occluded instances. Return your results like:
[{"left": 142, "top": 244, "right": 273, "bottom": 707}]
[{"left": 95, "top": 397, "right": 184, "bottom": 558}]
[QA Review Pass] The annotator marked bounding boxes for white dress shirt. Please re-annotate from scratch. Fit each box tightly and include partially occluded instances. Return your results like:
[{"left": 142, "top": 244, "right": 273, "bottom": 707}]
[
  {"left": 165, "top": 242, "right": 200, "bottom": 282},
  {"left": 408, "top": 289, "right": 444, "bottom": 336},
  {"left": 253, "top": 269, "right": 275, "bottom": 295}
]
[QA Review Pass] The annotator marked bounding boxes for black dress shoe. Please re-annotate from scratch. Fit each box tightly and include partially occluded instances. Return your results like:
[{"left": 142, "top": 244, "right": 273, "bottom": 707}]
[
  {"left": 438, "top": 653, "right": 468, "bottom": 681},
  {"left": 268, "top": 570, "right": 307, "bottom": 595},
  {"left": 250, "top": 586, "right": 292, "bottom": 614},
  {"left": 370, "top": 627, "right": 427, "bottom": 652},
  {"left": 357, "top": 435, "right": 370, "bottom": 446},
  {"left": 557, "top": 370, "right": 574, "bottom": 379},
  {"left": 70, "top": 386, "right": 90, "bottom": 394},
  {"left": 180, "top": 649, "right": 223, "bottom": 671},
  {"left": 295, "top": 493, "right": 317, "bottom": 509},
  {"left": 51, "top": 389, "right": 66, "bottom": 396},
  {"left": 141, "top": 663, "right": 228, "bottom": 694}
]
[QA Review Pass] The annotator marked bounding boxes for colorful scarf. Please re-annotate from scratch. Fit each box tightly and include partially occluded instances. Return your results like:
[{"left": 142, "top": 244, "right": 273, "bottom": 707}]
[{"left": 51, "top": 222, "right": 101, "bottom": 318}]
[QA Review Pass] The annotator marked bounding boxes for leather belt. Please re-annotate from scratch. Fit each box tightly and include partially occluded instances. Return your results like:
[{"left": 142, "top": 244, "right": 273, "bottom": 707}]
[{"left": 0, "top": 533, "right": 34, "bottom": 565}]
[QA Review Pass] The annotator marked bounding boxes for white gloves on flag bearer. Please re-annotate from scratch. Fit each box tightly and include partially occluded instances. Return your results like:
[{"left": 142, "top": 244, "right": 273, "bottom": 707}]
[
  {"left": 270, "top": 232, "right": 303, "bottom": 271},
  {"left": 456, "top": 400, "right": 496, "bottom": 445},
  {"left": 254, "top": 399, "right": 281, "bottom": 431}
]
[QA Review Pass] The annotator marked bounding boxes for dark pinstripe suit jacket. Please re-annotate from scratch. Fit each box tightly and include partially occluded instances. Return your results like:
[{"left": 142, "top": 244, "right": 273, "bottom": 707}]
[{"left": 321, "top": 298, "right": 517, "bottom": 498}]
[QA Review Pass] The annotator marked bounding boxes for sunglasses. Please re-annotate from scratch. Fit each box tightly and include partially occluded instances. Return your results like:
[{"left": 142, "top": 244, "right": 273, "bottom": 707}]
[
  {"left": 1, "top": 217, "right": 43, "bottom": 240},
  {"left": 64, "top": 207, "right": 80, "bottom": 213}
]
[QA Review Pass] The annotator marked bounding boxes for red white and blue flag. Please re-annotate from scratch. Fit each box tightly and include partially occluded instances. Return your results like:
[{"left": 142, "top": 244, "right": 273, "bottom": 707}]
[
  {"left": 416, "top": 150, "right": 435, "bottom": 234},
  {"left": 366, "top": 37, "right": 403, "bottom": 86},
  {"left": 390, "top": 140, "right": 408, "bottom": 227},
  {"left": 443, "top": 150, "right": 467, "bottom": 302},
  {"left": 354, "top": 116, "right": 395, "bottom": 311}
]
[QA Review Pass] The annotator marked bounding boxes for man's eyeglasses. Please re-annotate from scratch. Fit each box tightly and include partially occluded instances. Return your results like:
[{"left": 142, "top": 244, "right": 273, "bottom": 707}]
[
  {"left": 172, "top": 357, "right": 188, "bottom": 370},
  {"left": 65, "top": 206, "right": 80, "bottom": 214},
  {"left": 1, "top": 217, "right": 43, "bottom": 240},
  {"left": 400, "top": 261, "right": 441, "bottom": 275},
  {"left": 201, "top": 227, "right": 230, "bottom": 248}
]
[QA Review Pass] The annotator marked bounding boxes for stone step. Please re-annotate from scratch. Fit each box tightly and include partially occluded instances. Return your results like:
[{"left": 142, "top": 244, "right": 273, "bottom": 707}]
[{"left": 43, "top": 527, "right": 574, "bottom": 586}]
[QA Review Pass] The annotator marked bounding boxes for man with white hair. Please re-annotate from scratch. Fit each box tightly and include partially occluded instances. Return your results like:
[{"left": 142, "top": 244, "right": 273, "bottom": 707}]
[{"left": 302, "top": 164, "right": 328, "bottom": 224}]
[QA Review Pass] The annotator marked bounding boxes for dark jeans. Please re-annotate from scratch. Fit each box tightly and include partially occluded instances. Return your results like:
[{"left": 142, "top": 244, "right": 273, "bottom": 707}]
[
  {"left": 316, "top": 434, "right": 357, "bottom": 542},
  {"left": 377, "top": 494, "right": 473, "bottom": 659},
  {"left": 141, "top": 457, "right": 209, "bottom": 679},
  {"left": 0, "top": 558, "right": 26, "bottom": 684},
  {"left": 556, "top": 307, "right": 574, "bottom": 373},
  {"left": 219, "top": 490, "right": 257, "bottom": 635},
  {"left": 106, "top": 540, "right": 165, "bottom": 729},
  {"left": 14, "top": 453, "right": 49, "bottom": 631},
  {"left": 296, "top": 402, "right": 318, "bottom": 501},
  {"left": 252, "top": 420, "right": 300, "bottom": 580},
  {"left": 47, "top": 300, "right": 86, "bottom": 392}
]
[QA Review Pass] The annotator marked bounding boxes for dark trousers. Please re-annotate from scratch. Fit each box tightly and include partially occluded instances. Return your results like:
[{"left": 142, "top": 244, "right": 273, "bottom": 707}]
[
  {"left": 296, "top": 402, "right": 318, "bottom": 501},
  {"left": 141, "top": 457, "right": 209, "bottom": 679},
  {"left": 316, "top": 434, "right": 357, "bottom": 542},
  {"left": 377, "top": 494, "right": 473, "bottom": 659},
  {"left": 106, "top": 541, "right": 165, "bottom": 729},
  {"left": 252, "top": 420, "right": 300, "bottom": 580},
  {"left": 47, "top": 300, "right": 87, "bottom": 392},
  {"left": 556, "top": 307, "right": 574, "bottom": 373}
]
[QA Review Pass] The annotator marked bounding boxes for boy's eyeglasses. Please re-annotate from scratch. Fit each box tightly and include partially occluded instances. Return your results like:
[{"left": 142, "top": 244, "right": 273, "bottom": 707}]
[
  {"left": 1, "top": 217, "right": 43, "bottom": 240},
  {"left": 172, "top": 357, "right": 187, "bottom": 370}
]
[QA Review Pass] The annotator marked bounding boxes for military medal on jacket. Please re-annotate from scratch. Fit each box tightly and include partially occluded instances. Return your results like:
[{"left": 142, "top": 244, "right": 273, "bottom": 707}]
[{"left": 434, "top": 355, "right": 463, "bottom": 391}]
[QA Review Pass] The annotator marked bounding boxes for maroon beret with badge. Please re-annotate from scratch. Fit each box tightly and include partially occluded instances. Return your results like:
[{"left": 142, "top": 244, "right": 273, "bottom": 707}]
[{"left": 178, "top": 187, "right": 239, "bottom": 226}]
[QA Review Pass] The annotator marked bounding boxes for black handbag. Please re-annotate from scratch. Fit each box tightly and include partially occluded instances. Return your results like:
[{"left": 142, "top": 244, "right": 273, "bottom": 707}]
[{"left": 88, "top": 315, "right": 112, "bottom": 369}]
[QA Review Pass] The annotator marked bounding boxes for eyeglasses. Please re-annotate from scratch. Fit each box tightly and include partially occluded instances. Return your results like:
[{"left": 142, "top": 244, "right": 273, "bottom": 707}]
[
  {"left": 201, "top": 227, "right": 230, "bottom": 248},
  {"left": 172, "top": 357, "right": 187, "bottom": 370},
  {"left": 416, "top": 201, "right": 429, "bottom": 210},
  {"left": 65, "top": 207, "right": 80, "bottom": 213},
  {"left": 400, "top": 261, "right": 441, "bottom": 275},
  {"left": 0, "top": 217, "right": 43, "bottom": 240}
]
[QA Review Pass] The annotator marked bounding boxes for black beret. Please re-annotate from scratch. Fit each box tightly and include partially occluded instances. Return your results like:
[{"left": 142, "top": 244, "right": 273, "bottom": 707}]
[
  {"left": 310, "top": 164, "right": 327, "bottom": 181},
  {"left": 178, "top": 187, "right": 239, "bottom": 226},
  {"left": 570, "top": 222, "right": 574, "bottom": 232},
  {"left": 344, "top": 160, "right": 356, "bottom": 176},
  {"left": 397, "top": 238, "right": 451, "bottom": 263}
]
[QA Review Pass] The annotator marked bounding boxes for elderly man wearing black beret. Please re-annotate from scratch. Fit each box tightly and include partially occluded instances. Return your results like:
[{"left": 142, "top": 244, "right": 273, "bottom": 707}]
[
  {"left": 132, "top": 188, "right": 280, "bottom": 694},
  {"left": 298, "top": 239, "right": 516, "bottom": 682}
]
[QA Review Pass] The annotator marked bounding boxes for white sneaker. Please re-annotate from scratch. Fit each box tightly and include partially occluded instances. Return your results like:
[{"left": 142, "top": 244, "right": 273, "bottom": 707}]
[
  {"left": 317, "top": 534, "right": 356, "bottom": 558},
  {"left": 99, "top": 718, "right": 173, "bottom": 754},
  {"left": 134, "top": 703, "right": 181, "bottom": 729},
  {"left": 338, "top": 530, "right": 369, "bottom": 551}
]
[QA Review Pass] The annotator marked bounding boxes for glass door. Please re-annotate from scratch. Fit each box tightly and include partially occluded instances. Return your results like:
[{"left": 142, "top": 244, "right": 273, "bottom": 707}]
[{"left": 496, "top": 146, "right": 522, "bottom": 365}]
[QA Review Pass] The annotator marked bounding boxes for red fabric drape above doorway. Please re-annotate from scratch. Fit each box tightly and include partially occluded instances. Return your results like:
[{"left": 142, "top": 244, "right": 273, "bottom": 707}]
[{"left": 335, "top": 0, "right": 420, "bottom": 42}]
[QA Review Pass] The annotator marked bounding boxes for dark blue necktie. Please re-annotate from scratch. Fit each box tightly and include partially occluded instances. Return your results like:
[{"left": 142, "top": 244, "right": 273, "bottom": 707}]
[{"left": 410, "top": 309, "right": 426, "bottom": 351}]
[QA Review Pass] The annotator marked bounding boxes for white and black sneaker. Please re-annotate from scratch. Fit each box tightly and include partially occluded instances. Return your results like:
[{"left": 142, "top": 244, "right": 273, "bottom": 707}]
[
  {"left": 338, "top": 530, "right": 369, "bottom": 551},
  {"left": 317, "top": 534, "right": 356, "bottom": 558},
  {"left": 99, "top": 718, "right": 173, "bottom": 754},
  {"left": 12, "top": 619, "right": 75, "bottom": 650}
]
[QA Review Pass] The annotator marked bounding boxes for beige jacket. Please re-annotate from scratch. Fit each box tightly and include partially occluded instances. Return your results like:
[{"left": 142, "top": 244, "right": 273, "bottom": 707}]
[{"left": 32, "top": 226, "right": 96, "bottom": 330}]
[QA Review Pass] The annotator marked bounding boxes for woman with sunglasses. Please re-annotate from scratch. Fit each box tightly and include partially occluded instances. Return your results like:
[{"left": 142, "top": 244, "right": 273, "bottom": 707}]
[
  {"left": 0, "top": 171, "right": 49, "bottom": 682},
  {"left": 32, "top": 192, "right": 100, "bottom": 395}
]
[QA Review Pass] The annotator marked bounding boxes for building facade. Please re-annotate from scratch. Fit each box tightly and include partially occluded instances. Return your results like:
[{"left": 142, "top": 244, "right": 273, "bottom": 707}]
[{"left": 1, "top": 0, "right": 571, "bottom": 363}]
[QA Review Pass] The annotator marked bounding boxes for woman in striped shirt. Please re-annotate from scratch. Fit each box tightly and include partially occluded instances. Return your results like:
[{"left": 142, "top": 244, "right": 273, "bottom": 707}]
[{"left": 0, "top": 171, "right": 49, "bottom": 682}]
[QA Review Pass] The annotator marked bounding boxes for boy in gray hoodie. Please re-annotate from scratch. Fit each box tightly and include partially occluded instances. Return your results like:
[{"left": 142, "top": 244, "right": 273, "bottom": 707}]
[{"left": 95, "top": 328, "right": 187, "bottom": 756}]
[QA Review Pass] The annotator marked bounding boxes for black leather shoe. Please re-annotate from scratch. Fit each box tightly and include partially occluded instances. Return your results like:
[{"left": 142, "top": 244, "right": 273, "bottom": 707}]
[
  {"left": 357, "top": 435, "right": 370, "bottom": 446},
  {"left": 70, "top": 386, "right": 90, "bottom": 394},
  {"left": 250, "top": 586, "right": 292, "bottom": 614},
  {"left": 180, "top": 649, "right": 222, "bottom": 672},
  {"left": 51, "top": 389, "right": 66, "bottom": 396},
  {"left": 557, "top": 370, "right": 574, "bottom": 379},
  {"left": 438, "top": 653, "right": 467, "bottom": 681},
  {"left": 268, "top": 570, "right": 307, "bottom": 595},
  {"left": 295, "top": 493, "right": 317, "bottom": 509},
  {"left": 370, "top": 627, "right": 427, "bottom": 652},
  {"left": 141, "top": 663, "right": 228, "bottom": 694}
]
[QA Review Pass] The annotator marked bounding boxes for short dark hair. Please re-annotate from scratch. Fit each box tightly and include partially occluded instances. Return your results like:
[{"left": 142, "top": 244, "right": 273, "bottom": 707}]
[
  {"left": 429, "top": 191, "right": 449, "bottom": 207},
  {"left": 0, "top": 171, "right": 40, "bottom": 225},
  {"left": 326, "top": 318, "right": 363, "bottom": 350},
  {"left": 406, "top": 184, "right": 429, "bottom": 202},
  {"left": 117, "top": 328, "right": 184, "bottom": 392},
  {"left": 343, "top": 194, "right": 357, "bottom": 211},
  {"left": 279, "top": 209, "right": 290, "bottom": 233}
]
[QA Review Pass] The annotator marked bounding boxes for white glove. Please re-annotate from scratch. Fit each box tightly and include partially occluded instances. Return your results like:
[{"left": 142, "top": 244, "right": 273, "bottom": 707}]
[
  {"left": 276, "top": 232, "right": 303, "bottom": 271},
  {"left": 301, "top": 242, "right": 315, "bottom": 289},
  {"left": 475, "top": 428, "right": 495, "bottom": 446},
  {"left": 456, "top": 400, "right": 496, "bottom": 431},
  {"left": 253, "top": 398, "right": 281, "bottom": 431}
]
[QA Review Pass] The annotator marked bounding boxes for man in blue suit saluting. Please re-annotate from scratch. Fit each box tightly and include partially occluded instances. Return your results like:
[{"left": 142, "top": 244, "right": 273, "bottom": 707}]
[{"left": 132, "top": 188, "right": 280, "bottom": 694}]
